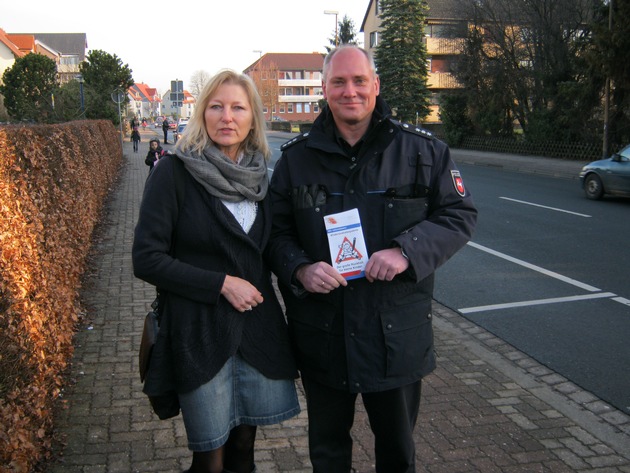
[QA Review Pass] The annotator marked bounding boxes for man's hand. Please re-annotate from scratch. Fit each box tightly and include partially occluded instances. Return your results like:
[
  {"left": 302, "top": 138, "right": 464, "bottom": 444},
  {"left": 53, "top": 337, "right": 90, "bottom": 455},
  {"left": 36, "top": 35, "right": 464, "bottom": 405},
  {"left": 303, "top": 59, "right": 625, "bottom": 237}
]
[
  {"left": 364, "top": 248, "right": 409, "bottom": 282},
  {"left": 295, "top": 262, "right": 348, "bottom": 293}
]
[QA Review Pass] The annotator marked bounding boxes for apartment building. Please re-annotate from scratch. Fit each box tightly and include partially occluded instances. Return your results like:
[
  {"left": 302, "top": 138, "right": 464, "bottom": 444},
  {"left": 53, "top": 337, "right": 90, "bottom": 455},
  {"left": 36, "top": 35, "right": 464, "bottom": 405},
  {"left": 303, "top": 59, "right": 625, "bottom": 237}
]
[
  {"left": 361, "top": 0, "right": 466, "bottom": 123},
  {"left": 244, "top": 52, "right": 325, "bottom": 122},
  {"left": 161, "top": 88, "right": 195, "bottom": 119}
]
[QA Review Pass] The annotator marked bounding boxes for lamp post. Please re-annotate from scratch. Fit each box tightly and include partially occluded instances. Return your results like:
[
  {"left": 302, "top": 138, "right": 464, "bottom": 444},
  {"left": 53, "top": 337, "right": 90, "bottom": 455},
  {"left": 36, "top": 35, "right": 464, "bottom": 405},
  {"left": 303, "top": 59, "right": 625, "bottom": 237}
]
[
  {"left": 324, "top": 10, "right": 339, "bottom": 47},
  {"left": 77, "top": 74, "right": 85, "bottom": 118}
]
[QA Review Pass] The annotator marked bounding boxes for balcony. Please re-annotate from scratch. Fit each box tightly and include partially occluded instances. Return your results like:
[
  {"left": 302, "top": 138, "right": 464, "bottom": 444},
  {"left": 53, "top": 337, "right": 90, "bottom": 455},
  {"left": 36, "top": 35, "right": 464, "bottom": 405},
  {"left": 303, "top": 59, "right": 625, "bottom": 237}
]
[
  {"left": 279, "top": 94, "right": 324, "bottom": 103},
  {"left": 425, "top": 37, "right": 464, "bottom": 56},
  {"left": 278, "top": 79, "right": 322, "bottom": 88},
  {"left": 427, "top": 72, "right": 461, "bottom": 89}
]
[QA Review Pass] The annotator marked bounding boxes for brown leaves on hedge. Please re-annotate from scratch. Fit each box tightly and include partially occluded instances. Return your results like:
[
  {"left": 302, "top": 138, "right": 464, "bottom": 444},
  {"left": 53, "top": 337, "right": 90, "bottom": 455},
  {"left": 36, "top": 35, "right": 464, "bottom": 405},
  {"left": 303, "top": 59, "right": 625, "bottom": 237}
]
[{"left": 0, "top": 121, "right": 122, "bottom": 472}]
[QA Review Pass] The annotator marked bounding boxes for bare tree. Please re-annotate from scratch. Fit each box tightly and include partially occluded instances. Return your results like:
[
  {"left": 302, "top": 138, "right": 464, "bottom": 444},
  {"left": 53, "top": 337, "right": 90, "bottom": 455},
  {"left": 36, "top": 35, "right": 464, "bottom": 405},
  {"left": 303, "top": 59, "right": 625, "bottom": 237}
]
[
  {"left": 453, "top": 0, "right": 600, "bottom": 141},
  {"left": 250, "top": 61, "right": 280, "bottom": 121},
  {"left": 189, "top": 70, "right": 211, "bottom": 99}
]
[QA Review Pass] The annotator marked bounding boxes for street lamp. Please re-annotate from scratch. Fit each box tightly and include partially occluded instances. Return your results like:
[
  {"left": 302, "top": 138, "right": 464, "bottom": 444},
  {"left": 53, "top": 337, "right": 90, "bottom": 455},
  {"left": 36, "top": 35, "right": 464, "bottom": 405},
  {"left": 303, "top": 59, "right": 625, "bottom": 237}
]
[
  {"left": 77, "top": 74, "right": 85, "bottom": 118},
  {"left": 324, "top": 10, "right": 339, "bottom": 47}
]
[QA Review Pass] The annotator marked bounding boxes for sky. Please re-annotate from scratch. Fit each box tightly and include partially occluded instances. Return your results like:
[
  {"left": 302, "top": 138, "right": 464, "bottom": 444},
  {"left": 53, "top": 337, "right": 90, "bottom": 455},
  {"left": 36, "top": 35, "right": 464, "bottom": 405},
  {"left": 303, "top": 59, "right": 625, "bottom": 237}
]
[{"left": 4, "top": 0, "right": 369, "bottom": 94}]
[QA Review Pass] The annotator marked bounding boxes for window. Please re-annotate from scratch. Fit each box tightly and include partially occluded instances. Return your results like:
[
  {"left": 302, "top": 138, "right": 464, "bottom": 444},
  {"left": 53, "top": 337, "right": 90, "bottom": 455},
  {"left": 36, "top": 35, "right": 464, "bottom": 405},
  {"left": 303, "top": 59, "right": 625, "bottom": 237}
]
[
  {"left": 370, "top": 32, "right": 379, "bottom": 48},
  {"left": 297, "top": 103, "right": 303, "bottom": 113},
  {"left": 263, "top": 107, "right": 268, "bottom": 114},
  {"left": 60, "top": 55, "right": 79, "bottom": 65},
  {"left": 280, "top": 104, "right": 286, "bottom": 113},
  {"left": 287, "top": 104, "right": 294, "bottom": 113},
  {"left": 314, "top": 103, "right": 320, "bottom": 113},
  {"left": 375, "top": 0, "right": 380, "bottom": 14},
  {"left": 305, "top": 103, "right": 311, "bottom": 113}
]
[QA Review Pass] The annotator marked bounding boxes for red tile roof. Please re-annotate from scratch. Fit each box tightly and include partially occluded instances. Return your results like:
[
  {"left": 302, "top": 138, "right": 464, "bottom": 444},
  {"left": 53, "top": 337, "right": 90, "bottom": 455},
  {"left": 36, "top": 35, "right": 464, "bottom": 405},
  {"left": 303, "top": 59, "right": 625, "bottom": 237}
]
[
  {"left": 244, "top": 52, "right": 324, "bottom": 73},
  {"left": 0, "top": 28, "right": 26, "bottom": 57}
]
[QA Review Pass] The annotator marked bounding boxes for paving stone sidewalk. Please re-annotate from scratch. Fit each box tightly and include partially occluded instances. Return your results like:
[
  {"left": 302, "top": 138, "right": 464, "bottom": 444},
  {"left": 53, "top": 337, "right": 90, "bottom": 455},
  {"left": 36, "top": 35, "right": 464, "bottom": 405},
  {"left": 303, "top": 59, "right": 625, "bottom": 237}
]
[{"left": 48, "top": 133, "right": 630, "bottom": 472}]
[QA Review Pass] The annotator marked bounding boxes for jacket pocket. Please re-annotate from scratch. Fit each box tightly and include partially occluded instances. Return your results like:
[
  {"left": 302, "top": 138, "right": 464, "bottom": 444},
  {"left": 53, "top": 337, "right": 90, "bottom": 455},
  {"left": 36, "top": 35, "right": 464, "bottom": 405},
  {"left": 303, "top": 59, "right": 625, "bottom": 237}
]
[
  {"left": 287, "top": 302, "right": 337, "bottom": 372},
  {"left": 380, "top": 298, "right": 433, "bottom": 377},
  {"left": 383, "top": 197, "right": 429, "bottom": 241}
]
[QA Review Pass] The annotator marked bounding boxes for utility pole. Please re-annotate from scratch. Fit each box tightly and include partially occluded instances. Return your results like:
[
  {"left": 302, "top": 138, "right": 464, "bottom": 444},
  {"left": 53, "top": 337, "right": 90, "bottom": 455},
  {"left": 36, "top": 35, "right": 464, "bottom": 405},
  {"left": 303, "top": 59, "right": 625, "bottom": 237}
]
[{"left": 603, "top": 0, "right": 613, "bottom": 158}]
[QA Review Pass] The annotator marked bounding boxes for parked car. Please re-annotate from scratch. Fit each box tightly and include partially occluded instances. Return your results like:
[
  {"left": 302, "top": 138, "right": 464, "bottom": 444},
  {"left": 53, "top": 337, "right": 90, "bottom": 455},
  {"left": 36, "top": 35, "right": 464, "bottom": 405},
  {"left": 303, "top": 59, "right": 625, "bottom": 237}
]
[
  {"left": 168, "top": 120, "right": 177, "bottom": 130},
  {"left": 579, "top": 144, "right": 630, "bottom": 199},
  {"left": 174, "top": 123, "right": 187, "bottom": 143}
]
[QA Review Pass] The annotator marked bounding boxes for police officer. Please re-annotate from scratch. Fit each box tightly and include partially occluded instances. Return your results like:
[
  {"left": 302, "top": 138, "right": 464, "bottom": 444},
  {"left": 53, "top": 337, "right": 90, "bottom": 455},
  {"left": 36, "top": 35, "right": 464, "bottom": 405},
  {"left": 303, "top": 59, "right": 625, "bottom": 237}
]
[{"left": 267, "top": 45, "right": 478, "bottom": 473}]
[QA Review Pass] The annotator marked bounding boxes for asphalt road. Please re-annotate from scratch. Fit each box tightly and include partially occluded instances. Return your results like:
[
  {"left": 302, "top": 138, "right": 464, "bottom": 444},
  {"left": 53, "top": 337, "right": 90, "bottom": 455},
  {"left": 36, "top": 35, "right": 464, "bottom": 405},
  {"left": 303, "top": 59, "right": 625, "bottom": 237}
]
[{"left": 435, "top": 163, "right": 630, "bottom": 415}]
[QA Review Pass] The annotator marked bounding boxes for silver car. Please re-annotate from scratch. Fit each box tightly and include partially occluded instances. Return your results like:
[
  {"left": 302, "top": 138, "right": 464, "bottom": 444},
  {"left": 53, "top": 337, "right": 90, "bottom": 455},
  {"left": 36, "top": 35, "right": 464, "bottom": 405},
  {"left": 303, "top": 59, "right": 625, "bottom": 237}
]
[{"left": 579, "top": 144, "right": 630, "bottom": 200}]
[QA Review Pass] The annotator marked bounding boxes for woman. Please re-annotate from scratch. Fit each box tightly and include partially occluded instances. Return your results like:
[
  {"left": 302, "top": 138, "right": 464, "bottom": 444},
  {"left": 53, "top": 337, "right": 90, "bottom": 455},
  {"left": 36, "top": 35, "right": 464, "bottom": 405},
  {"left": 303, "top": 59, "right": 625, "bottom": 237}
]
[{"left": 132, "top": 70, "right": 299, "bottom": 473}]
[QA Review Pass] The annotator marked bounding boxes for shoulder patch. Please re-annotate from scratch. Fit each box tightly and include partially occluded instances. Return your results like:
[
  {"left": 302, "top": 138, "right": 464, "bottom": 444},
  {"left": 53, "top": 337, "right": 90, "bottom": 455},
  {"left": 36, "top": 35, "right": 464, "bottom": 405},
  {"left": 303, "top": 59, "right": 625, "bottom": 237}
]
[
  {"left": 393, "top": 120, "right": 434, "bottom": 140},
  {"left": 280, "top": 132, "right": 310, "bottom": 151}
]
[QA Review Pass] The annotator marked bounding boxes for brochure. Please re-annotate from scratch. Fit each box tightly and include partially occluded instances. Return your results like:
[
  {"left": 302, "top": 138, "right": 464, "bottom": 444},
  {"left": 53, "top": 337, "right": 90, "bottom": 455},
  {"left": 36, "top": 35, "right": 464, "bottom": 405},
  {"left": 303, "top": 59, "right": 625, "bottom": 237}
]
[{"left": 324, "top": 208, "right": 368, "bottom": 280}]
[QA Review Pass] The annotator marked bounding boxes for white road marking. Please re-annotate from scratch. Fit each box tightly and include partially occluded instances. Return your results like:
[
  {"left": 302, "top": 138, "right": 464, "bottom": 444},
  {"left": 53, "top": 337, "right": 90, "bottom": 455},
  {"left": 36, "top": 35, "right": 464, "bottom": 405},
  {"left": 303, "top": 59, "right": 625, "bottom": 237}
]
[
  {"left": 613, "top": 297, "right": 630, "bottom": 307},
  {"left": 459, "top": 292, "right": 617, "bottom": 314},
  {"left": 500, "top": 197, "right": 591, "bottom": 218},
  {"left": 468, "top": 242, "right": 602, "bottom": 292}
]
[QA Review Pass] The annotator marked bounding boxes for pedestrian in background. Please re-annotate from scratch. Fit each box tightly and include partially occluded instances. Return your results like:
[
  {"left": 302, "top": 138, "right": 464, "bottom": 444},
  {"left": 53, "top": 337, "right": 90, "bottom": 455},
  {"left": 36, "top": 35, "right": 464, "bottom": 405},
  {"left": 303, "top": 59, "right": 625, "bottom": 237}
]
[
  {"left": 133, "top": 69, "right": 300, "bottom": 473},
  {"left": 162, "top": 117, "right": 170, "bottom": 144},
  {"left": 267, "top": 45, "right": 477, "bottom": 473},
  {"left": 131, "top": 126, "right": 141, "bottom": 153}
]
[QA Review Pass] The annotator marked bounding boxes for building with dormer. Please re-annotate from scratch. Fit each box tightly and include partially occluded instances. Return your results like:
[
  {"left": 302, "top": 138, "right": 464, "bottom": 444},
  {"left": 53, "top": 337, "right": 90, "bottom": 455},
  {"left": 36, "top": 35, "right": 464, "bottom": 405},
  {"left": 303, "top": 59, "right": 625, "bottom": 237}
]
[{"left": 128, "top": 83, "right": 162, "bottom": 120}]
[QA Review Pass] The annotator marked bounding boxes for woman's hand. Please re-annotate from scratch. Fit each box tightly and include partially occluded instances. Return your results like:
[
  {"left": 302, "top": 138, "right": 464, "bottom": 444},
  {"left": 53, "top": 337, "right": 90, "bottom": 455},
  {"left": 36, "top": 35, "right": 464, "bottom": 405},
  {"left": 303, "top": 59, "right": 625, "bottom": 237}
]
[{"left": 221, "top": 275, "right": 264, "bottom": 312}]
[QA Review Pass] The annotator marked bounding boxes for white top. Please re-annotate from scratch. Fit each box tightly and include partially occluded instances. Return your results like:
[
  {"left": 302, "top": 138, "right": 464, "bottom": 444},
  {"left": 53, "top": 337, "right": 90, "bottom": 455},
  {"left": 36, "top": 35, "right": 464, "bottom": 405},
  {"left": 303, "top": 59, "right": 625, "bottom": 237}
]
[
  {"left": 221, "top": 152, "right": 258, "bottom": 232},
  {"left": 222, "top": 199, "right": 258, "bottom": 233}
]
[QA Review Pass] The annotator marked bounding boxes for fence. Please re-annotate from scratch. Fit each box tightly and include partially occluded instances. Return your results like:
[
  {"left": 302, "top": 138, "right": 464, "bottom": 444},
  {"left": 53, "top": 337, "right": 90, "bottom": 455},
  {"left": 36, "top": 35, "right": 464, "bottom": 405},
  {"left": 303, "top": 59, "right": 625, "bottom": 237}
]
[{"left": 458, "top": 136, "right": 603, "bottom": 161}]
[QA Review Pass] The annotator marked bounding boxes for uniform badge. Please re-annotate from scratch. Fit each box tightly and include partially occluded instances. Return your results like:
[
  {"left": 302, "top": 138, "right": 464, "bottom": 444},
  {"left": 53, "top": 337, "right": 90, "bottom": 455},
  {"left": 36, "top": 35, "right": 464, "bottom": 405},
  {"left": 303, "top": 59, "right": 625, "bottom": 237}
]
[{"left": 451, "top": 170, "right": 466, "bottom": 197}]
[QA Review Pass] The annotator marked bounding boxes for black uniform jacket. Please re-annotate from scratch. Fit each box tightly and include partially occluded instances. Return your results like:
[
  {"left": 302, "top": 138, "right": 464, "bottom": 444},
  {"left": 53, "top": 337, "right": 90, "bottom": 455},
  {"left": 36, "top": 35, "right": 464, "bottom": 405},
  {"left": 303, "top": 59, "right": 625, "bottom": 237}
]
[
  {"left": 267, "top": 98, "right": 477, "bottom": 393},
  {"left": 133, "top": 155, "right": 297, "bottom": 396}
]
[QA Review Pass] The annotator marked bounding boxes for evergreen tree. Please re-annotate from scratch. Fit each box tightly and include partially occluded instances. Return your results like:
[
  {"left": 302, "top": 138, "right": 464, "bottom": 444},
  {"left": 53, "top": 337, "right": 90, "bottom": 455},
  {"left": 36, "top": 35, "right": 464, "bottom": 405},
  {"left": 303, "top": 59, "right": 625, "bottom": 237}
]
[
  {"left": 374, "top": 0, "right": 430, "bottom": 123},
  {"left": 0, "top": 53, "right": 58, "bottom": 123},
  {"left": 325, "top": 15, "right": 359, "bottom": 52},
  {"left": 79, "top": 50, "right": 134, "bottom": 123}
]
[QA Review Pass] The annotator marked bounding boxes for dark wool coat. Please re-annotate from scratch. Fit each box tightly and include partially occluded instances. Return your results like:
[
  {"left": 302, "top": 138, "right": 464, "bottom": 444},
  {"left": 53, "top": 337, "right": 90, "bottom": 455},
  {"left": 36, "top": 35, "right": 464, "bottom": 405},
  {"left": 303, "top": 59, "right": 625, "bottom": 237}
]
[
  {"left": 267, "top": 98, "right": 477, "bottom": 393},
  {"left": 133, "top": 155, "right": 297, "bottom": 395}
]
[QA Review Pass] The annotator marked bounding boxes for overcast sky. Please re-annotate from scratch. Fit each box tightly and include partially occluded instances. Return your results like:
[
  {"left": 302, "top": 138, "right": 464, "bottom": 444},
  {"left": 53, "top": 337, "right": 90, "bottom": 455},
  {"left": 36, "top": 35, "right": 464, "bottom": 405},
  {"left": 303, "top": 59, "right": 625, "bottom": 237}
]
[{"left": 4, "top": 0, "right": 368, "bottom": 94}]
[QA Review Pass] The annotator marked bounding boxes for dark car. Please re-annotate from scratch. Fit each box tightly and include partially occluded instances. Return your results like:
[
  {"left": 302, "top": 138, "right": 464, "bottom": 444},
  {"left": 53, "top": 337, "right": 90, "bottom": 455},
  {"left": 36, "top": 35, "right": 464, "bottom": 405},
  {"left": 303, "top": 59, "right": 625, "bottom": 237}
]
[{"left": 579, "top": 144, "right": 630, "bottom": 200}]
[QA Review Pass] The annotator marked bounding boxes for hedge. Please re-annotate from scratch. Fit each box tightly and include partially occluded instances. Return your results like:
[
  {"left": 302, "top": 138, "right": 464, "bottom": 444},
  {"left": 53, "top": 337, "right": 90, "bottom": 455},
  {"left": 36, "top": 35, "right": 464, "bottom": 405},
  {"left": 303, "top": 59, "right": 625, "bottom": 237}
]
[{"left": 0, "top": 121, "right": 122, "bottom": 472}]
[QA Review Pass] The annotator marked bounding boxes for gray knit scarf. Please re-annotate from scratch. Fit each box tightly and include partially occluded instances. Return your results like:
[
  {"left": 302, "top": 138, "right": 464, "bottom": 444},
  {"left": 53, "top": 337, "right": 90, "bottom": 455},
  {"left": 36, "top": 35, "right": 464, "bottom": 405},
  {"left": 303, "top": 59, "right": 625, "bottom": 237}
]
[{"left": 176, "top": 144, "right": 268, "bottom": 203}]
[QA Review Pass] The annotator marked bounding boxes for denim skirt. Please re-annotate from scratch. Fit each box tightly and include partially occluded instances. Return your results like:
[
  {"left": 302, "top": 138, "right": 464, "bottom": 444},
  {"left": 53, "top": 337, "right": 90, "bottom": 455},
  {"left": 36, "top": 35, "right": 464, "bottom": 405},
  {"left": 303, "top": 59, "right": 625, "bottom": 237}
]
[{"left": 178, "top": 353, "right": 300, "bottom": 451}]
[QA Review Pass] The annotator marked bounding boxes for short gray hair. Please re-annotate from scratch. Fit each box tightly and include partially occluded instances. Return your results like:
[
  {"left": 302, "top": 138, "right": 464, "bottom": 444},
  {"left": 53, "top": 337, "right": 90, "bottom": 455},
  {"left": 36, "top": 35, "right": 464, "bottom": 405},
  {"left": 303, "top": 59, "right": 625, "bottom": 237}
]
[{"left": 322, "top": 45, "right": 377, "bottom": 81}]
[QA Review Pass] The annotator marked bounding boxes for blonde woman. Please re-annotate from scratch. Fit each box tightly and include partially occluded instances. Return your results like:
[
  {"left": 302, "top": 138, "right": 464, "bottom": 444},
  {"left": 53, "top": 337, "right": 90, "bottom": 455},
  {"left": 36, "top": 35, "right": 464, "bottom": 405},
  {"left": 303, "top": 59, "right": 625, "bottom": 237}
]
[{"left": 133, "top": 70, "right": 299, "bottom": 473}]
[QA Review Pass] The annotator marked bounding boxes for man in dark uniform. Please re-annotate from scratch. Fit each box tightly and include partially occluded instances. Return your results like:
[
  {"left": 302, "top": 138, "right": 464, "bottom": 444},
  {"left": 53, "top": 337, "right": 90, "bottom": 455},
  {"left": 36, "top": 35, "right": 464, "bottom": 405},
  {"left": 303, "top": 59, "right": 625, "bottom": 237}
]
[
  {"left": 267, "top": 45, "right": 477, "bottom": 473},
  {"left": 162, "top": 117, "right": 170, "bottom": 144}
]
